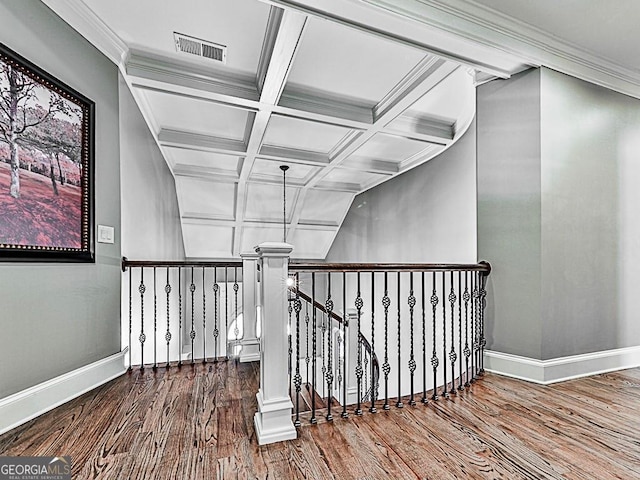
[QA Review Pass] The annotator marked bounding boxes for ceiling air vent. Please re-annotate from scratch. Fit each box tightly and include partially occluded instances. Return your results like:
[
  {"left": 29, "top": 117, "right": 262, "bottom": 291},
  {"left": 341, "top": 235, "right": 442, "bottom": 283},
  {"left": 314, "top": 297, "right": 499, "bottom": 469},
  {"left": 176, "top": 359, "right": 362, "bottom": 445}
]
[{"left": 173, "top": 32, "right": 227, "bottom": 64}]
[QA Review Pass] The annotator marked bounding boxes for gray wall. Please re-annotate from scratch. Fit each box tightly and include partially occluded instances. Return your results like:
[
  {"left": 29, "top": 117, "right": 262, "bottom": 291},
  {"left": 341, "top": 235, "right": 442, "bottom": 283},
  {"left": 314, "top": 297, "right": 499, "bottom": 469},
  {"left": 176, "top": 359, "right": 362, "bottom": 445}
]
[
  {"left": 477, "top": 69, "right": 542, "bottom": 359},
  {"left": 478, "top": 67, "right": 640, "bottom": 360},
  {"left": 119, "top": 77, "right": 185, "bottom": 359},
  {"left": 0, "top": 0, "right": 121, "bottom": 397},
  {"left": 540, "top": 68, "right": 640, "bottom": 358},
  {"left": 119, "top": 76, "right": 185, "bottom": 260},
  {"left": 327, "top": 120, "right": 477, "bottom": 264}
]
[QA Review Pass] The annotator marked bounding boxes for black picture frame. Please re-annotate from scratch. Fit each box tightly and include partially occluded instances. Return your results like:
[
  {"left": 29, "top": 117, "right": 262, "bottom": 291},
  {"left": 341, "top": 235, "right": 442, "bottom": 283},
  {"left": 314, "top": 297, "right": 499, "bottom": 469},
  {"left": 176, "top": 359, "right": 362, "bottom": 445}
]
[{"left": 0, "top": 42, "right": 94, "bottom": 262}]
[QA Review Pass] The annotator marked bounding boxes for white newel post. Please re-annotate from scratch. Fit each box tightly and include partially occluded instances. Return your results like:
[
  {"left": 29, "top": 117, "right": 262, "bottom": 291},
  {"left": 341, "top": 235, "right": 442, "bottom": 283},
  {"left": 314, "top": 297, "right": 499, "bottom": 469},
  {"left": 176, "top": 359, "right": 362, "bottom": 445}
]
[
  {"left": 253, "top": 242, "right": 297, "bottom": 445},
  {"left": 240, "top": 252, "right": 259, "bottom": 363}
]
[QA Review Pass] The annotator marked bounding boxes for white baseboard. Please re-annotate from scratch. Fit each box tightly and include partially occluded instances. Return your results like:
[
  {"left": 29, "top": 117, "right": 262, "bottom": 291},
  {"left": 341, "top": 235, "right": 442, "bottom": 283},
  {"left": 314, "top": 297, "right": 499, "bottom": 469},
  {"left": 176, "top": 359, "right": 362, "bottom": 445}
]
[
  {"left": 0, "top": 350, "right": 127, "bottom": 435},
  {"left": 484, "top": 345, "right": 640, "bottom": 385}
]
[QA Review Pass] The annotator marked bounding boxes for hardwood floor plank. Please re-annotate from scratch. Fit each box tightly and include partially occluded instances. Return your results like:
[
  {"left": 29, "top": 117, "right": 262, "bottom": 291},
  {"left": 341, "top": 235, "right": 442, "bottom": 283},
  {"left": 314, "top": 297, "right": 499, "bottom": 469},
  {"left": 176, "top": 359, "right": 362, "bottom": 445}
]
[{"left": 2, "top": 363, "right": 640, "bottom": 479}]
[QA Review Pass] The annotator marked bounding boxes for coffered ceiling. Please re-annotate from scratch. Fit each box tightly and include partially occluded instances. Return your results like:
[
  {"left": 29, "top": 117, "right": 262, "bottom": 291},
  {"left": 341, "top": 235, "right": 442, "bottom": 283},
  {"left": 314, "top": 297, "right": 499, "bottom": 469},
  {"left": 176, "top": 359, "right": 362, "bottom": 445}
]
[{"left": 42, "top": 0, "right": 640, "bottom": 259}]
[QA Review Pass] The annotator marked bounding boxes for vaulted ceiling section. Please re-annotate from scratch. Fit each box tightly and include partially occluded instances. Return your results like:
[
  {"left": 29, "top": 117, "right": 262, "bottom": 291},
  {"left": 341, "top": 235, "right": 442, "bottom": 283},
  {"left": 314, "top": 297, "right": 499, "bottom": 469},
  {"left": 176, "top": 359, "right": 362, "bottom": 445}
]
[{"left": 42, "top": 0, "right": 532, "bottom": 259}]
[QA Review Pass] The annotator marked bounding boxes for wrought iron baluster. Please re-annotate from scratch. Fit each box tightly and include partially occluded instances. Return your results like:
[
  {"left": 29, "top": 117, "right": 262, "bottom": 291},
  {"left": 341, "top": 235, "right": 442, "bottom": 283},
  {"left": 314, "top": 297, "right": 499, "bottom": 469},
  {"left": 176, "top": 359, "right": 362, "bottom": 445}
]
[
  {"left": 233, "top": 267, "right": 239, "bottom": 355},
  {"left": 311, "top": 272, "right": 317, "bottom": 424},
  {"left": 421, "top": 271, "right": 428, "bottom": 404},
  {"left": 369, "top": 272, "right": 377, "bottom": 413},
  {"left": 382, "top": 272, "right": 391, "bottom": 411},
  {"left": 364, "top": 351, "right": 369, "bottom": 402},
  {"left": 178, "top": 267, "right": 182, "bottom": 367},
  {"left": 213, "top": 268, "right": 219, "bottom": 361},
  {"left": 480, "top": 273, "right": 487, "bottom": 374},
  {"left": 430, "top": 272, "right": 439, "bottom": 400},
  {"left": 441, "top": 271, "right": 449, "bottom": 398},
  {"left": 139, "top": 268, "right": 146, "bottom": 370},
  {"left": 202, "top": 268, "right": 206, "bottom": 362},
  {"left": 153, "top": 267, "right": 157, "bottom": 370},
  {"left": 341, "top": 272, "right": 348, "bottom": 419},
  {"left": 355, "top": 272, "right": 363, "bottom": 415},
  {"left": 293, "top": 273, "right": 302, "bottom": 427},
  {"left": 458, "top": 271, "right": 464, "bottom": 390},
  {"left": 463, "top": 272, "right": 471, "bottom": 386},
  {"left": 408, "top": 272, "right": 416, "bottom": 406},
  {"left": 288, "top": 285, "right": 293, "bottom": 398},
  {"left": 305, "top": 302, "right": 310, "bottom": 391},
  {"left": 449, "top": 271, "right": 457, "bottom": 395},
  {"left": 326, "top": 272, "right": 334, "bottom": 421},
  {"left": 190, "top": 267, "right": 196, "bottom": 365},
  {"left": 321, "top": 311, "right": 326, "bottom": 400},
  {"left": 396, "top": 272, "right": 403, "bottom": 408},
  {"left": 472, "top": 272, "right": 478, "bottom": 381},
  {"left": 336, "top": 333, "right": 342, "bottom": 397},
  {"left": 165, "top": 267, "right": 172, "bottom": 368},
  {"left": 225, "top": 266, "right": 228, "bottom": 359},
  {"left": 128, "top": 267, "right": 132, "bottom": 372}
]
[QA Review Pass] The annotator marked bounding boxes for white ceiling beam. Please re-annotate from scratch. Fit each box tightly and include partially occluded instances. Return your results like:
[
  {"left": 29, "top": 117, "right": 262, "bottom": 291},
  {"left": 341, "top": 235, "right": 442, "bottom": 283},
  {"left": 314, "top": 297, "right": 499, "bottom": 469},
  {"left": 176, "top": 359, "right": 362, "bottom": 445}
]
[
  {"left": 383, "top": 115, "right": 454, "bottom": 142},
  {"left": 126, "top": 50, "right": 259, "bottom": 102},
  {"left": 158, "top": 129, "right": 247, "bottom": 154},
  {"left": 278, "top": 89, "right": 373, "bottom": 124},
  {"left": 258, "top": 145, "right": 329, "bottom": 166},
  {"left": 172, "top": 166, "right": 238, "bottom": 183},
  {"left": 232, "top": 7, "right": 309, "bottom": 255},
  {"left": 260, "top": 0, "right": 516, "bottom": 78},
  {"left": 338, "top": 157, "right": 399, "bottom": 175},
  {"left": 285, "top": 57, "right": 459, "bottom": 239}
]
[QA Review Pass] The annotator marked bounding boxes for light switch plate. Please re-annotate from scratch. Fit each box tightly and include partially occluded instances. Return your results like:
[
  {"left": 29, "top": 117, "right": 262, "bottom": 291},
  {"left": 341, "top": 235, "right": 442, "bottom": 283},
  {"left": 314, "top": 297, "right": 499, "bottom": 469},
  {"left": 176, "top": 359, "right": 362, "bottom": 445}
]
[{"left": 97, "top": 225, "right": 115, "bottom": 244}]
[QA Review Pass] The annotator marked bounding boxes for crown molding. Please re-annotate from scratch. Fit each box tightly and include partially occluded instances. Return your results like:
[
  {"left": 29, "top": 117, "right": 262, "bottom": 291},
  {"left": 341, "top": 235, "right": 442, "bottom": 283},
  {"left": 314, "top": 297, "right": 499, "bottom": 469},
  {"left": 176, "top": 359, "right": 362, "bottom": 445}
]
[
  {"left": 363, "top": 0, "right": 640, "bottom": 99},
  {"left": 40, "top": 0, "right": 128, "bottom": 66}
]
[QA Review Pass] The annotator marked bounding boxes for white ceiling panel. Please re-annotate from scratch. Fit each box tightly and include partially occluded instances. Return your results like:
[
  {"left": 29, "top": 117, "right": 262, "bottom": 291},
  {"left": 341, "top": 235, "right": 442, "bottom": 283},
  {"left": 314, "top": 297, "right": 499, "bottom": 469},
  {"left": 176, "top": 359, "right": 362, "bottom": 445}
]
[
  {"left": 175, "top": 177, "right": 236, "bottom": 219},
  {"left": 289, "top": 228, "right": 337, "bottom": 259},
  {"left": 250, "top": 158, "right": 318, "bottom": 182},
  {"left": 82, "top": 0, "right": 270, "bottom": 76},
  {"left": 262, "top": 115, "right": 353, "bottom": 153},
  {"left": 142, "top": 90, "right": 250, "bottom": 139},
  {"left": 285, "top": 16, "right": 426, "bottom": 105},
  {"left": 244, "top": 183, "right": 299, "bottom": 222},
  {"left": 164, "top": 148, "right": 241, "bottom": 174},
  {"left": 240, "top": 226, "right": 286, "bottom": 254},
  {"left": 54, "top": 0, "right": 480, "bottom": 259},
  {"left": 182, "top": 223, "right": 234, "bottom": 258},
  {"left": 298, "top": 190, "right": 355, "bottom": 225},
  {"left": 353, "top": 133, "right": 432, "bottom": 163}
]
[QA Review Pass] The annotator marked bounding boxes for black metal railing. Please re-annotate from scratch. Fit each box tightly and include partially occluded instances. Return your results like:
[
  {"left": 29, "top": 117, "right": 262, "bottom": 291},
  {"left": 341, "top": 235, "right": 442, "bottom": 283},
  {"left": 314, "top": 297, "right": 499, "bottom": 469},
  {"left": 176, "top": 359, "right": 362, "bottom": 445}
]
[
  {"left": 287, "top": 262, "right": 490, "bottom": 425},
  {"left": 287, "top": 283, "right": 379, "bottom": 425},
  {"left": 121, "top": 258, "right": 243, "bottom": 370}
]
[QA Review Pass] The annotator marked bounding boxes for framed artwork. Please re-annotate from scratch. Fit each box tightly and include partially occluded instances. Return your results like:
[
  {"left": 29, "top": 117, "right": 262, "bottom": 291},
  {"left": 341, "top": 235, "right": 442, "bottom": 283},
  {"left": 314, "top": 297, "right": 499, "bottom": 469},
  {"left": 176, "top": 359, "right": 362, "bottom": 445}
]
[{"left": 0, "top": 42, "right": 94, "bottom": 262}]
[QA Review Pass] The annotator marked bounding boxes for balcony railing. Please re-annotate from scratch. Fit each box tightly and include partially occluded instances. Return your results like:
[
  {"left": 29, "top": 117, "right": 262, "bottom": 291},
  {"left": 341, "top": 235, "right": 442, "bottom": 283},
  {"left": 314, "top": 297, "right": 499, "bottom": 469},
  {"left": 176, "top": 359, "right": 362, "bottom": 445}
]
[{"left": 286, "top": 262, "right": 491, "bottom": 424}]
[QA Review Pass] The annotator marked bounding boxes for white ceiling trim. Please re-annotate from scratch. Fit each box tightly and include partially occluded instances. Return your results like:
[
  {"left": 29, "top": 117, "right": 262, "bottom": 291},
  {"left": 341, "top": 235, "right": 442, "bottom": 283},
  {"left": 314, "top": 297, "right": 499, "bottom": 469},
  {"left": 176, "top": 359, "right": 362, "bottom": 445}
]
[
  {"left": 44, "top": 0, "right": 479, "bottom": 260},
  {"left": 361, "top": 0, "right": 640, "bottom": 99},
  {"left": 232, "top": 7, "right": 309, "bottom": 255},
  {"left": 261, "top": 0, "right": 515, "bottom": 78},
  {"left": 40, "top": 0, "right": 127, "bottom": 65}
]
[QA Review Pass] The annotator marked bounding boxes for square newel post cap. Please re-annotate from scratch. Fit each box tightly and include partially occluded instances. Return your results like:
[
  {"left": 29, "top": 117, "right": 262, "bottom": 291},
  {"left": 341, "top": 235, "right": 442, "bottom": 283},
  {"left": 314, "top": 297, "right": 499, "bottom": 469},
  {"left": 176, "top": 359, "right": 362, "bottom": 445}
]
[{"left": 254, "top": 242, "right": 293, "bottom": 257}]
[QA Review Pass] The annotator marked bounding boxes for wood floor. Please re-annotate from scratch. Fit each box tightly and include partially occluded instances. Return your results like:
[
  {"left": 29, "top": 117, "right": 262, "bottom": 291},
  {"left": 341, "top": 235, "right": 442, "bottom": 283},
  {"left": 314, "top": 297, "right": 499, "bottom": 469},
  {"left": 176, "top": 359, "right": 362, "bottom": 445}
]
[{"left": 1, "top": 361, "right": 639, "bottom": 480}]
